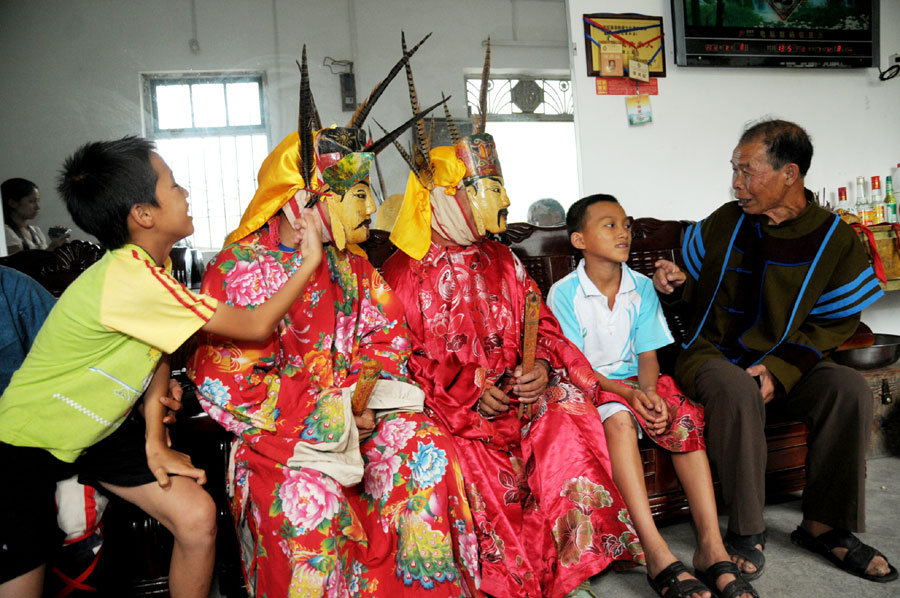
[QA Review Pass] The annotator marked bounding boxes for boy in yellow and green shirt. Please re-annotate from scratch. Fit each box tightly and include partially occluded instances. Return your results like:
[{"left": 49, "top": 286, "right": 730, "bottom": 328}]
[{"left": 0, "top": 136, "right": 324, "bottom": 598}]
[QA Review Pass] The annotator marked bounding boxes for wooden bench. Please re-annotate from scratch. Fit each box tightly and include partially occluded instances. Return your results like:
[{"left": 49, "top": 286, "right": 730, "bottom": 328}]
[
  {"left": 0, "top": 240, "right": 104, "bottom": 297},
  {"left": 362, "top": 220, "right": 810, "bottom": 521}
]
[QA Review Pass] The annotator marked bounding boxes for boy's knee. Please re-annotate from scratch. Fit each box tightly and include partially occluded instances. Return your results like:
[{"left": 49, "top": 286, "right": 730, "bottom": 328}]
[
  {"left": 604, "top": 410, "right": 637, "bottom": 436},
  {"left": 173, "top": 490, "right": 217, "bottom": 542}
]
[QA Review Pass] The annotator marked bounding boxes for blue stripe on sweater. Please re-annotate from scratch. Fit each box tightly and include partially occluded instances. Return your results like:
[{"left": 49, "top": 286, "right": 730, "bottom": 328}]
[
  {"left": 683, "top": 221, "right": 705, "bottom": 280},
  {"left": 813, "top": 285, "right": 884, "bottom": 319},
  {"left": 682, "top": 215, "right": 744, "bottom": 350}
]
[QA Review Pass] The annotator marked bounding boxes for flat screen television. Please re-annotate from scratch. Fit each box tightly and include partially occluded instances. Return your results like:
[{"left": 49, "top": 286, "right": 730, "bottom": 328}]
[{"left": 671, "top": 0, "right": 879, "bottom": 68}]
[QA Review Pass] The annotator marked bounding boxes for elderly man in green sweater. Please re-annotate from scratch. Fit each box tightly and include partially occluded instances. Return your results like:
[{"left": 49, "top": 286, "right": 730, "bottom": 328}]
[{"left": 653, "top": 119, "right": 896, "bottom": 584}]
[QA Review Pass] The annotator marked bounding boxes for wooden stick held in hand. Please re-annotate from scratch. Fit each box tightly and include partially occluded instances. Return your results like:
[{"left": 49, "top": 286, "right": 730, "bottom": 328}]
[{"left": 518, "top": 291, "right": 541, "bottom": 419}]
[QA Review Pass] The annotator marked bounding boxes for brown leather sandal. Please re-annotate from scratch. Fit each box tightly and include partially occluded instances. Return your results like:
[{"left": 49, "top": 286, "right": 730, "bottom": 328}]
[{"left": 791, "top": 526, "right": 898, "bottom": 583}]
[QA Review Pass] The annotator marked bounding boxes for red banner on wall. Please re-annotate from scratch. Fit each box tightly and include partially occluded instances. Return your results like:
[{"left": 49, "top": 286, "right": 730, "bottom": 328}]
[{"left": 595, "top": 78, "right": 658, "bottom": 95}]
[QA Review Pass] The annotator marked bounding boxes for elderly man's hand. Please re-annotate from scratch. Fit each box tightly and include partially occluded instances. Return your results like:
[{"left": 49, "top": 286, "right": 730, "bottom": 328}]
[
  {"left": 746, "top": 364, "right": 776, "bottom": 403},
  {"left": 652, "top": 259, "right": 686, "bottom": 294}
]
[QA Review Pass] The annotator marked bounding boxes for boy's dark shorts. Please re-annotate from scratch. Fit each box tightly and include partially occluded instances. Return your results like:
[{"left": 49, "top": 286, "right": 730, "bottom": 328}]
[
  {"left": 77, "top": 411, "right": 158, "bottom": 489},
  {"left": 0, "top": 412, "right": 156, "bottom": 584}
]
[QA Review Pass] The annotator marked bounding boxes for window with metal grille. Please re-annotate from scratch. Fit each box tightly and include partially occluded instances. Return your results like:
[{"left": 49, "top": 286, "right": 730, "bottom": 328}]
[
  {"left": 464, "top": 75, "right": 577, "bottom": 224},
  {"left": 143, "top": 72, "right": 269, "bottom": 248},
  {"left": 465, "top": 75, "right": 574, "bottom": 121}
]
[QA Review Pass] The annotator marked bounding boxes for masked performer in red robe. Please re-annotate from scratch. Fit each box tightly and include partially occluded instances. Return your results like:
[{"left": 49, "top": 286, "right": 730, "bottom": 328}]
[
  {"left": 380, "top": 41, "right": 663, "bottom": 598},
  {"left": 189, "top": 45, "right": 481, "bottom": 598}
]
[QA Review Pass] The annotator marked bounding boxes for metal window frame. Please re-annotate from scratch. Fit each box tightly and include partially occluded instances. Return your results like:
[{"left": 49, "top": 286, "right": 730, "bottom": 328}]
[
  {"left": 464, "top": 74, "right": 574, "bottom": 123},
  {"left": 142, "top": 71, "right": 268, "bottom": 139}
]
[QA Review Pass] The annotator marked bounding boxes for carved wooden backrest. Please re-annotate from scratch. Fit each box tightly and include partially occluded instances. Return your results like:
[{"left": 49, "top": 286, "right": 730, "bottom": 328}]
[
  {"left": 491, "top": 223, "right": 578, "bottom": 297},
  {"left": 0, "top": 240, "right": 105, "bottom": 296},
  {"left": 627, "top": 219, "right": 693, "bottom": 348},
  {"left": 491, "top": 220, "right": 693, "bottom": 361}
]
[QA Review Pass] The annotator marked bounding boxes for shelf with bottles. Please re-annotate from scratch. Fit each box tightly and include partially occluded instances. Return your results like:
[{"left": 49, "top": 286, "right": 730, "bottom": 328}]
[
  {"left": 840, "top": 175, "right": 898, "bottom": 227},
  {"left": 855, "top": 224, "right": 900, "bottom": 292}
]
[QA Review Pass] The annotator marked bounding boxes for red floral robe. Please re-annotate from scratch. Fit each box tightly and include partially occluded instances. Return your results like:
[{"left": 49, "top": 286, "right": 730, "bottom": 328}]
[
  {"left": 383, "top": 240, "right": 647, "bottom": 598},
  {"left": 189, "top": 218, "right": 481, "bottom": 598}
]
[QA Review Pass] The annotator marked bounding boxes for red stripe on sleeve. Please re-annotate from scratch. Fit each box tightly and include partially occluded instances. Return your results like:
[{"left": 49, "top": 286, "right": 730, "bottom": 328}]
[{"left": 133, "top": 252, "right": 215, "bottom": 322}]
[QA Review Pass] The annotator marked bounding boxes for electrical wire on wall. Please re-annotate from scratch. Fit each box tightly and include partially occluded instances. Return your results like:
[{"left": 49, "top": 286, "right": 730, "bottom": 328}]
[
  {"left": 188, "top": 0, "right": 200, "bottom": 54},
  {"left": 323, "top": 57, "right": 354, "bottom": 75},
  {"left": 879, "top": 62, "right": 898, "bottom": 81}
]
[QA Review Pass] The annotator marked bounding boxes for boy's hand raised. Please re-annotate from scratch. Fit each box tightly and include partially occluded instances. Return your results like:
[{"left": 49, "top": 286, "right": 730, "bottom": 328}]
[
  {"left": 652, "top": 259, "right": 685, "bottom": 294},
  {"left": 202, "top": 210, "right": 324, "bottom": 342},
  {"left": 298, "top": 211, "right": 324, "bottom": 270}
]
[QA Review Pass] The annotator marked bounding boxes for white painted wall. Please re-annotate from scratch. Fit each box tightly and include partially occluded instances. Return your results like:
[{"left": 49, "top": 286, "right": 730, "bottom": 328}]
[
  {"left": 566, "top": 0, "right": 900, "bottom": 334},
  {"left": 1, "top": 0, "right": 896, "bottom": 333},
  {"left": 0, "top": 0, "right": 569, "bottom": 251},
  {"left": 566, "top": 0, "right": 899, "bottom": 219}
]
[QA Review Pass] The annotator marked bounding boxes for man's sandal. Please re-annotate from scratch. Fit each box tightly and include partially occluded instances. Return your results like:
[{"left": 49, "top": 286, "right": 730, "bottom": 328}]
[
  {"left": 724, "top": 530, "right": 766, "bottom": 580},
  {"left": 647, "top": 560, "right": 711, "bottom": 598},
  {"left": 695, "top": 561, "right": 760, "bottom": 598},
  {"left": 790, "top": 526, "right": 899, "bottom": 583}
]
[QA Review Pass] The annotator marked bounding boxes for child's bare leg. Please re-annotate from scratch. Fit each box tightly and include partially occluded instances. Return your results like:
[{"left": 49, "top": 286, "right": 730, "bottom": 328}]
[
  {"left": 102, "top": 477, "right": 216, "bottom": 598},
  {"left": 603, "top": 412, "right": 710, "bottom": 598},
  {"left": 671, "top": 451, "right": 752, "bottom": 597},
  {"left": 670, "top": 451, "right": 728, "bottom": 566},
  {"left": 0, "top": 565, "right": 44, "bottom": 598}
]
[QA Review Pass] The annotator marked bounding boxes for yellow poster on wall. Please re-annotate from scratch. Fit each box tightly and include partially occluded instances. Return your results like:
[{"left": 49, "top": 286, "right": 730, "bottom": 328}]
[
  {"left": 584, "top": 13, "right": 666, "bottom": 78},
  {"left": 625, "top": 94, "right": 653, "bottom": 126}
]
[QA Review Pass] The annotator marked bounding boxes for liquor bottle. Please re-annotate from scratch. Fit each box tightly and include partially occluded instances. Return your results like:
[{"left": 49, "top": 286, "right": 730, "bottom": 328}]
[
  {"left": 871, "top": 176, "right": 885, "bottom": 224},
  {"left": 885, "top": 175, "right": 898, "bottom": 224},
  {"left": 837, "top": 186, "right": 850, "bottom": 214},
  {"left": 856, "top": 176, "right": 873, "bottom": 225}
]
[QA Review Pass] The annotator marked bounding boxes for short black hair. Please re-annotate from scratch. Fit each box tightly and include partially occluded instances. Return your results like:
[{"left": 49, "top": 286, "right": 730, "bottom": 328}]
[
  {"left": 2, "top": 177, "right": 38, "bottom": 223},
  {"left": 566, "top": 193, "right": 619, "bottom": 238},
  {"left": 739, "top": 119, "right": 813, "bottom": 176},
  {"left": 57, "top": 136, "right": 158, "bottom": 250}
]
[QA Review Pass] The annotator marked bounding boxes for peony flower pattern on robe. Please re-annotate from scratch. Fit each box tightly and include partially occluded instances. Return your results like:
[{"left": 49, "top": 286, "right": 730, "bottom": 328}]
[{"left": 190, "top": 218, "right": 481, "bottom": 598}]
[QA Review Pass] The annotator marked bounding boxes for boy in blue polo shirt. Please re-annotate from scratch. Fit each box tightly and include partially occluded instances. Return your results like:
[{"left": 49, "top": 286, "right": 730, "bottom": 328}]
[
  {"left": 548, "top": 194, "right": 758, "bottom": 598},
  {"left": 0, "top": 137, "right": 323, "bottom": 598}
]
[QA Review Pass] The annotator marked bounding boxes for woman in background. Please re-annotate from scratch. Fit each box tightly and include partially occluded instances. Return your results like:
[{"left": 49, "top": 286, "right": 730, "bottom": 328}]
[{"left": 3, "top": 178, "right": 70, "bottom": 254}]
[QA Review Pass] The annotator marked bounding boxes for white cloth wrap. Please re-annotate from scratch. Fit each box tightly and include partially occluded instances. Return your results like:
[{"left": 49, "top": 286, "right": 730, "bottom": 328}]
[{"left": 284, "top": 379, "right": 425, "bottom": 486}]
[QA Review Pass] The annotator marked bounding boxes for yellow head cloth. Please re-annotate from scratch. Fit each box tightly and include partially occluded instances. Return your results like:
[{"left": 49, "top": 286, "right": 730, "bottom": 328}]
[
  {"left": 224, "top": 131, "right": 368, "bottom": 257},
  {"left": 389, "top": 145, "right": 467, "bottom": 260},
  {"left": 225, "top": 132, "right": 308, "bottom": 246}
]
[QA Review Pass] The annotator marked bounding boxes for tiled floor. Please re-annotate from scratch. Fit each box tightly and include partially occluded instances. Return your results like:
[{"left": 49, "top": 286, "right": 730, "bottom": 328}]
[{"left": 590, "top": 455, "right": 900, "bottom": 598}]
